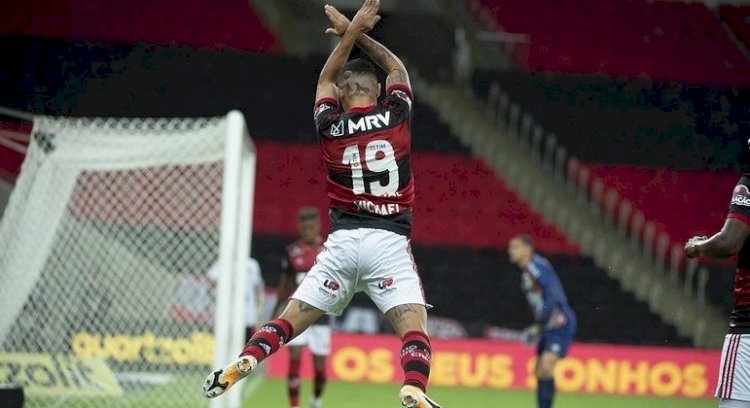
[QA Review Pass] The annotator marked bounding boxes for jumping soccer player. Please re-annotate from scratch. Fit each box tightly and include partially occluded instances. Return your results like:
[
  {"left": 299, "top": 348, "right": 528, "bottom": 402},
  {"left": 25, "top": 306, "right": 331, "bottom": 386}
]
[
  {"left": 203, "top": 1, "right": 441, "bottom": 407},
  {"left": 273, "top": 207, "right": 329, "bottom": 408},
  {"left": 685, "top": 145, "right": 750, "bottom": 408},
  {"left": 508, "top": 234, "right": 577, "bottom": 408}
]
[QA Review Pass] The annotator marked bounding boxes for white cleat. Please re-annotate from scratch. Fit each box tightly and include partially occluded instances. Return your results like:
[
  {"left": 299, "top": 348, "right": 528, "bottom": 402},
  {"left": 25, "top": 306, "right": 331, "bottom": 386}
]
[
  {"left": 311, "top": 397, "right": 323, "bottom": 408},
  {"left": 202, "top": 356, "right": 258, "bottom": 398},
  {"left": 399, "top": 385, "right": 442, "bottom": 408}
]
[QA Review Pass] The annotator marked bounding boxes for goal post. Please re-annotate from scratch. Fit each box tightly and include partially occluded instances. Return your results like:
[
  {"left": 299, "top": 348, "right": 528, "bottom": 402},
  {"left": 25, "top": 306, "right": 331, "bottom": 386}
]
[{"left": 0, "top": 110, "right": 255, "bottom": 408}]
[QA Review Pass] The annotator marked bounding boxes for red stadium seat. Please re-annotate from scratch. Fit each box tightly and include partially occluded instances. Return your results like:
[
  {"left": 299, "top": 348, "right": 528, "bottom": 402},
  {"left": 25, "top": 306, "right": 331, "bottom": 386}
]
[
  {"left": 252, "top": 141, "right": 578, "bottom": 255},
  {"left": 471, "top": 0, "right": 750, "bottom": 86},
  {"left": 586, "top": 164, "right": 738, "bottom": 245},
  {"left": 0, "top": 0, "right": 280, "bottom": 53}
]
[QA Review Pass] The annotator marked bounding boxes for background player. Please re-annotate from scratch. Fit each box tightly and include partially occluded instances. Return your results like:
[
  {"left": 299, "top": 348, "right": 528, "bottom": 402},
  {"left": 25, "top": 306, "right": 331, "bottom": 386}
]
[
  {"left": 208, "top": 256, "right": 265, "bottom": 343},
  {"left": 204, "top": 1, "right": 441, "bottom": 407},
  {"left": 508, "top": 234, "right": 577, "bottom": 408},
  {"left": 273, "top": 207, "right": 329, "bottom": 408},
  {"left": 685, "top": 151, "right": 750, "bottom": 408}
]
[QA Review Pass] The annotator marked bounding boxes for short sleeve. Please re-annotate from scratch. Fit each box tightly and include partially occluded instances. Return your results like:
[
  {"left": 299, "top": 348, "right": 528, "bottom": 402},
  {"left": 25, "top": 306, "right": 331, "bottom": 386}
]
[
  {"left": 729, "top": 177, "right": 750, "bottom": 225},
  {"left": 382, "top": 84, "right": 413, "bottom": 117},
  {"left": 314, "top": 97, "right": 341, "bottom": 134}
]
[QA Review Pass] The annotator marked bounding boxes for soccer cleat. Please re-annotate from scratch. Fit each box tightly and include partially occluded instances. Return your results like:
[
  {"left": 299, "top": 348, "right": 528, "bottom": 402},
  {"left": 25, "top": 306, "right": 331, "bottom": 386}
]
[
  {"left": 202, "top": 356, "right": 258, "bottom": 398},
  {"left": 399, "top": 385, "right": 442, "bottom": 408},
  {"left": 310, "top": 397, "right": 323, "bottom": 408}
]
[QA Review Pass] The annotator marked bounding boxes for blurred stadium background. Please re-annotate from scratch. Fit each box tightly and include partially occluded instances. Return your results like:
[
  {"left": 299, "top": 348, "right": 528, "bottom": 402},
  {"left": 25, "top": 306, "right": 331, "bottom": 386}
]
[{"left": 1, "top": 0, "right": 750, "bottom": 406}]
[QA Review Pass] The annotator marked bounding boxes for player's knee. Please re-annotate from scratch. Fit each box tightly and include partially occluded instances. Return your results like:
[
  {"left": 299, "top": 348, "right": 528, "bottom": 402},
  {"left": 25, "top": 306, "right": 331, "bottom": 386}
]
[
  {"left": 386, "top": 303, "right": 427, "bottom": 337},
  {"left": 536, "top": 364, "right": 555, "bottom": 379},
  {"left": 536, "top": 356, "right": 558, "bottom": 378}
]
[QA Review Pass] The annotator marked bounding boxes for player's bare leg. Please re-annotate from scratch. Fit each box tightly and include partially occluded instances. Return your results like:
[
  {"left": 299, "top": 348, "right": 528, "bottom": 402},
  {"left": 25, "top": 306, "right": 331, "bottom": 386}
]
[
  {"left": 535, "top": 351, "right": 560, "bottom": 408},
  {"left": 203, "top": 299, "right": 325, "bottom": 398},
  {"left": 386, "top": 304, "right": 442, "bottom": 408},
  {"left": 311, "top": 353, "right": 327, "bottom": 408}
]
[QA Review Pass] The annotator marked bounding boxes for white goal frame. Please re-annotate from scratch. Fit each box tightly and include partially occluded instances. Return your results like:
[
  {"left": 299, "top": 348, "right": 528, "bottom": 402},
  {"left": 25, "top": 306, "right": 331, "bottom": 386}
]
[{"left": 0, "top": 109, "right": 256, "bottom": 408}]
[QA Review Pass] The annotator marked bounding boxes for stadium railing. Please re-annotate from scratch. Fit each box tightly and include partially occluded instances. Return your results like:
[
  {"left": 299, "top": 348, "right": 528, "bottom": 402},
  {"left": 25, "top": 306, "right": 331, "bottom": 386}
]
[
  {"left": 413, "top": 75, "right": 724, "bottom": 348},
  {"left": 483, "top": 82, "right": 713, "bottom": 303}
]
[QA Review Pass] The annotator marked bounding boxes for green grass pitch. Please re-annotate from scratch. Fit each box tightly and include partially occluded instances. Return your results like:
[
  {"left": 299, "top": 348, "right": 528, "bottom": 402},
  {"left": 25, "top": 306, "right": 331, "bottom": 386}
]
[
  {"left": 247, "top": 378, "right": 715, "bottom": 408},
  {"left": 31, "top": 375, "right": 716, "bottom": 407}
]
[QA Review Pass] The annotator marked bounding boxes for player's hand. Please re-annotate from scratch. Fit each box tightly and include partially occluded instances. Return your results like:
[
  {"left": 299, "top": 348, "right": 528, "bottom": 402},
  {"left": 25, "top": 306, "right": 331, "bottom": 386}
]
[
  {"left": 521, "top": 324, "right": 541, "bottom": 346},
  {"left": 684, "top": 236, "right": 707, "bottom": 258},
  {"left": 324, "top": 5, "right": 350, "bottom": 37},
  {"left": 349, "top": 0, "right": 381, "bottom": 34}
]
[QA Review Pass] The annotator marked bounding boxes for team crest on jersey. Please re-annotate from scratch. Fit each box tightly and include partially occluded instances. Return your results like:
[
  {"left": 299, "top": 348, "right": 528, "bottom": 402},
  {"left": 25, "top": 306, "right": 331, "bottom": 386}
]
[
  {"left": 330, "top": 120, "right": 345, "bottom": 137},
  {"left": 732, "top": 185, "right": 750, "bottom": 207}
]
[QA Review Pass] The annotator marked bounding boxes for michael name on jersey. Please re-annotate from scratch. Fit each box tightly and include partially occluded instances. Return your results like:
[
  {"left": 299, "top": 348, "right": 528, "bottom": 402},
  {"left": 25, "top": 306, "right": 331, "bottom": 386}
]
[
  {"left": 331, "top": 112, "right": 391, "bottom": 137},
  {"left": 355, "top": 199, "right": 403, "bottom": 215}
]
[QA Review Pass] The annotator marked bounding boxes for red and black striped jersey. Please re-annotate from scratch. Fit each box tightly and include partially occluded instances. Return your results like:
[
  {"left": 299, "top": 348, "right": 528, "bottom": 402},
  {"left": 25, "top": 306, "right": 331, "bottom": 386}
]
[
  {"left": 313, "top": 84, "right": 415, "bottom": 236},
  {"left": 282, "top": 238, "right": 324, "bottom": 285},
  {"left": 727, "top": 175, "right": 750, "bottom": 332}
]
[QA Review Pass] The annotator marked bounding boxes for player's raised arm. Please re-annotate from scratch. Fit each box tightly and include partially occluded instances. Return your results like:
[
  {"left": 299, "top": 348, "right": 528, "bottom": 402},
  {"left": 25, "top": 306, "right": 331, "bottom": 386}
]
[
  {"left": 685, "top": 218, "right": 750, "bottom": 258},
  {"left": 324, "top": 5, "right": 410, "bottom": 90},
  {"left": 316, "top": 0, "right": 381, "bottom": 103}
]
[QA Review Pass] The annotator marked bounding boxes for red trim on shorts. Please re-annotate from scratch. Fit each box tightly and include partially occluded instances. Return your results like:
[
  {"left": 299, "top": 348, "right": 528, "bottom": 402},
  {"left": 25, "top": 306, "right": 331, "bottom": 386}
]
[
  {"left": 406, "top": 241, "right": 426, "bottom": 304},
  {"left": 728, "top": 334, "right": 742, "bottom": 398},
  {"left": 729, "top": 212, "right": 750, "bottom": 226},
  {"left": 721, "top": 334, "right": 737, "bottom": 398},
  {"left": 722, "top": 334, "right": 741, "bottom": 398}
]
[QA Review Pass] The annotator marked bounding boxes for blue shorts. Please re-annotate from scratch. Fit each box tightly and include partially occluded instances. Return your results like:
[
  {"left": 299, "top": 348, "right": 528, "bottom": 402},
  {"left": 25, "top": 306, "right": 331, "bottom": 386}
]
[{"left": 537, "top": 324, "right": 575, "bottom": 357}]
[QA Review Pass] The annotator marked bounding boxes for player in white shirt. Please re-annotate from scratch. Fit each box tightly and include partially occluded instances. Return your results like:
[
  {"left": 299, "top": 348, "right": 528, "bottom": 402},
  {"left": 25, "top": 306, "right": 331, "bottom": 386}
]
[{"left": 208, "top": 257, "right": 265, "bottom": 342}]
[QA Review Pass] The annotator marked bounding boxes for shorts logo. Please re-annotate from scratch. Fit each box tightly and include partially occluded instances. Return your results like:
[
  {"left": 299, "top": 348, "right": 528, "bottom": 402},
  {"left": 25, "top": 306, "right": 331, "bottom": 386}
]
[
  {"left": 330, "top": 120, "right": 345, "bottom": 137},
  {"left": 377, "top": 278, "right": 395, "bottom": 290},
  {"left": 732, "top": 185, "right": 750, "bottom": 207},
  {"left": 323, "top": 279, "right": 340, "bottom": 291},
  {"left": 550, "top": 343, "right": 561, "bottom": 354}
]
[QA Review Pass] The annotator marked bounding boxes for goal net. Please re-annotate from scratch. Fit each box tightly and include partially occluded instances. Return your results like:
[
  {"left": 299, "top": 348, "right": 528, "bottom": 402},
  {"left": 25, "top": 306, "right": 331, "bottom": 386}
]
[{"left": 0, "top": 111, "right": 256, "bottom": 408}]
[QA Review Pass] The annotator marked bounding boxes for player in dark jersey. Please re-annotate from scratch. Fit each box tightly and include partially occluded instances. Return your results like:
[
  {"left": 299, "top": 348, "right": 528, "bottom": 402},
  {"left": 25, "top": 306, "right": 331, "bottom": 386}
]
[
  {"left": 508, "top": 234, "right": 577, "bottom": 408},
  {"left": 273, "top": 207, "right": 329, "bottom": 408},
  {"left": 685, "top": 159, "right": 750, "bottom": 407},
  {"left": 204, "top": 2, "right": 441, "bottom": 407}
]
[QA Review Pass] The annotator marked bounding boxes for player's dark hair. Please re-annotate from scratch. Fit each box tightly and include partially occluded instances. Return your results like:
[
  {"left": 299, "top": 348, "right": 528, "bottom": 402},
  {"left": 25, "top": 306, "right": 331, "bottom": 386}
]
[
  {"left": 337, "top": 58, "right": 378, "bottom": 83},
  {"left": 512, "top": 234, "right": 535, "bottom": 249},
  {"left": 297, "top": 206, "right": 320, "bottom": 222}
]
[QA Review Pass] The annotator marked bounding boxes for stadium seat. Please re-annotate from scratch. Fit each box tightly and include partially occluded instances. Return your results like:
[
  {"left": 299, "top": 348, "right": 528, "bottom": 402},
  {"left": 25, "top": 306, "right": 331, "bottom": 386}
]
[
  {"left": 0, "top": 0, "right": 280, "bottom": 53},
  {"left": 720, "top": 6, "right": 750, "bottom": 50},
  {"left": 250, "top": 234, "right": 691, "bottom": 346},
  {"left": 585, "top": 164, "right": 738, "bottom": 245},
  {"left": 471, "top": 0, "right": 750, "bottom": 86},
  {"left": 252, "top": 141, "right": 579, "bottom": 255}
]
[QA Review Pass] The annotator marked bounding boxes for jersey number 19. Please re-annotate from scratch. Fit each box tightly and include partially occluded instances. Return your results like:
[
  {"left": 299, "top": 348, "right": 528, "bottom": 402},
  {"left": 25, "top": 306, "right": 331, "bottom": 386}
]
[{"left": 341, "top": 140, "right": 399, "bottom": 196}]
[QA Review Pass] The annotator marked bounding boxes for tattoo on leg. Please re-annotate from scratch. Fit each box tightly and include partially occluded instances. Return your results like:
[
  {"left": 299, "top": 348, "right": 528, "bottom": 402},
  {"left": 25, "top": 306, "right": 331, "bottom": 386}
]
[
  {"left": 386, "top": 304, "right": 417, "bottom": 325},
  {"left": 297, "top": 301, "right": 318, "bottom": 313}
]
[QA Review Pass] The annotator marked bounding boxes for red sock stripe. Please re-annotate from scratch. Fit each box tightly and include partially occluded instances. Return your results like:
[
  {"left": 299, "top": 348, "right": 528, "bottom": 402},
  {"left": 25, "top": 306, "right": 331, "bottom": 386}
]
[
  {"left": 240, "top": 319, "right": 294, "bottom": 361},
  {"left": 401, "top": 331, "right": 431, "bottom": 392},
  {"left": 289, "top": 357, "right": 301, "bottom": 376},
  {"left": 314, "top": 368, "right": 326, "bottom": 397},
  {"left": 402, "top": 330, "right": 431, "bottom": 344}
]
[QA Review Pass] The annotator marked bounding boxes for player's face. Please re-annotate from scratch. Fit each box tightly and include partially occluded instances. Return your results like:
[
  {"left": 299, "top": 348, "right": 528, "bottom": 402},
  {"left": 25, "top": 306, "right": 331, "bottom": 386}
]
[
  {"left": 298, "top": 218, "right": 320, "bottom": 243},
  {"left": 508, "top": 238, "right": 531, "bottom": 265}
]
